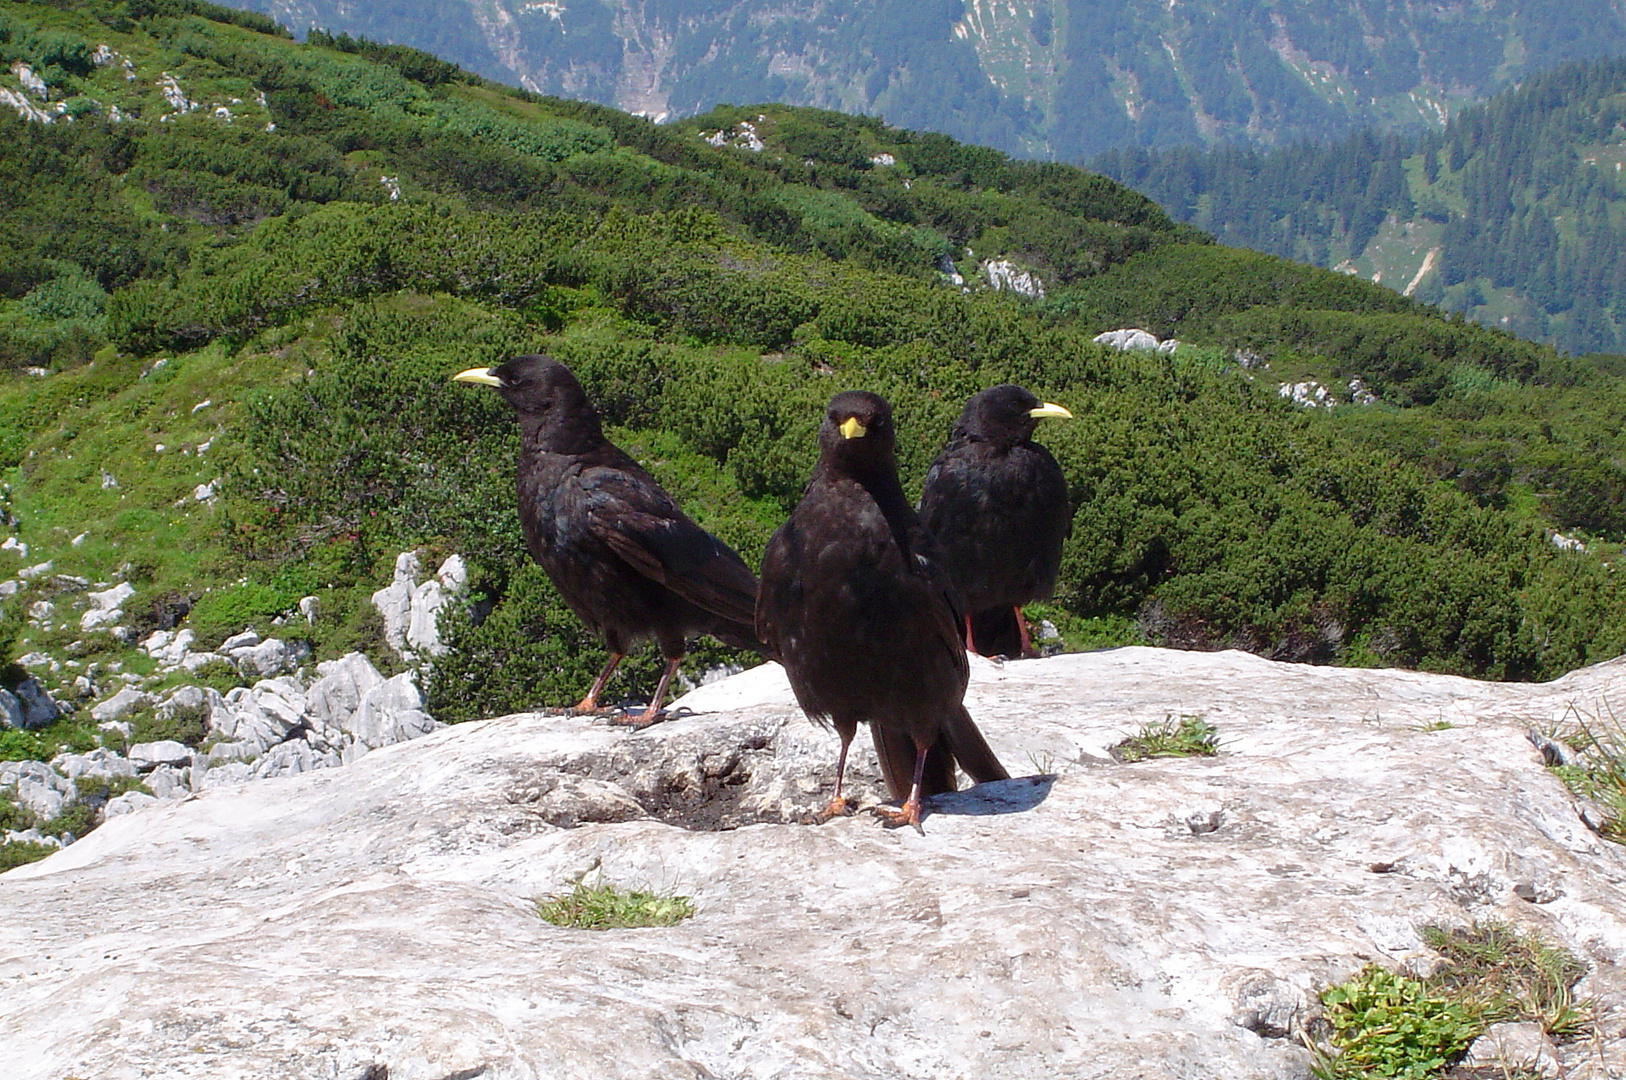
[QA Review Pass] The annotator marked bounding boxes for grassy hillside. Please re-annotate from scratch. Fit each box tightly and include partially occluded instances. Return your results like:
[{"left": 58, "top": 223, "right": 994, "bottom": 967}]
[{"left": 2, "top": 0, "right": 1625, "bottom": 757}]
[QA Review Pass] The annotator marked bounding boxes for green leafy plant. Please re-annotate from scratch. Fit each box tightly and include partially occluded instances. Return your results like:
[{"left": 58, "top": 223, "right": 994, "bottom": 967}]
[
  {"left": 1110, "top": 715, "right": 1219, "bottom": 762},
  {"left": 1316, "top": 967, "right": 1477, "bottom": 1079},
  {"left": 535, "top": 882, "right": 696, "bottom": 930}
]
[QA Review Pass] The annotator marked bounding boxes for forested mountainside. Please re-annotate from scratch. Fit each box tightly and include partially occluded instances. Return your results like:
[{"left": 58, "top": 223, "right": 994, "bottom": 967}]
[
  {"left": 1097, "top": 57, "right": 1626, "bottom": 357},
  {"left": 2, "top": 0, "right": 1626, "bottom": 780},
  {"left": 224, "top": 0, "right": 1626, "bottom": 160}
]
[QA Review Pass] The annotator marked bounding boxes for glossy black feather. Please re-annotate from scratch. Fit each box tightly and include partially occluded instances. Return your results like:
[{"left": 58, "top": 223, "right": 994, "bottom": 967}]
[
  {"left": 487, "top": 355, "right": 762, "bottom": 662},
  {"left": 758, "top": 391, "right": 1009, "bottom": 800},
  {"left": 919, "top": 384, "right": 1072, "bottom": 657}
]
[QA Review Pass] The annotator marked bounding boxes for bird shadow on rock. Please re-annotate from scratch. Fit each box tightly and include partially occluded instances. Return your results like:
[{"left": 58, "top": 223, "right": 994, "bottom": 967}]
[{"left": 921, "top": 774, "right": 1056, "bottom": 818}]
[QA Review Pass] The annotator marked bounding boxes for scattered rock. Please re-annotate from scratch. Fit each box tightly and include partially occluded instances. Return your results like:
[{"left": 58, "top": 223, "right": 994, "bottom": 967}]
[
  {"left": 89, "top": 687, "right": 155, "bottom": 723},
  {"left": 372, "top": 551, "right": 467, "bottom": 659},
  {"left": 1095, "top": 327, "right": 1174, "bottom": 352},
  {"left": 127, "top": 741, "right": 194, "bottom": 771},
  {"left": 0, "top": 760, "right": 73, "bottom": 821},
  {"left": 80, "top": 581, "right": 134, "bottom": 631},
  {"left": 1462, "top": 1021, "right": 1560, "bottom": 1077}
]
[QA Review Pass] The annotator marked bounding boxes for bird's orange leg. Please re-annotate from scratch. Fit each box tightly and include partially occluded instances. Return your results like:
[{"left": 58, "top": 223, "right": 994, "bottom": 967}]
[
  {"left": 611, "top": 655, "right": 681, "bottom": 729},
  {"left": 815, "top": 725, "right": 857, "bottom": 822},
  {"left": 964, "top": 613, "right": 978, "bottom": 654},
  {"left": 873, "top": 738, "right": 929, "bottom": 833},
  {"left": 1016, "top": 606, "right": 1037, "bottom": 659},
  {"left": 572, "top": 652, "right": 623, "bottom": 714}
]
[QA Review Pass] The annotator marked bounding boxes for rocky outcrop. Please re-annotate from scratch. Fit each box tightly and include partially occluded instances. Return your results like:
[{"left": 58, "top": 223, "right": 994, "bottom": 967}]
[
  {"left": 1095, "top": 326, "right": 1180, "bottom": 353},
  {"left": 371, "top": 550, "right": 467, "bottom": 660},
  {"left": 4, "top": 647, "right": 1626, "bottom": 1079}
]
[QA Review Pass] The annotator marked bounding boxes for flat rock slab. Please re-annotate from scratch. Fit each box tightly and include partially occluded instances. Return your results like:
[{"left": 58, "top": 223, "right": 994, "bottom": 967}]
[{"left": 6, "top": 647, "right": 1626, "bottom": 1079}]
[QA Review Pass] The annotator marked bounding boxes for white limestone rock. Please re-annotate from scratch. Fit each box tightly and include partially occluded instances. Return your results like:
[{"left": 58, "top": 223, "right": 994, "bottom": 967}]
[
  {"left": 7, "top": 648, "right": 1626, "bottom": 1079},
  {"left": 982, "top": 257, "right": 1045, "bottom": 297},
  {"left": 103, "top": 791, "right": 160, "bottom": 818},
  {"left": 372, "top": 551, "right": 466, "bottom": 659},
  {"left": 341, "top": 671, "right": 439, "bottom": 755},
  {"left": 232, "top": 637, "right": 310, "bottom": 679},
  {"left": 1, "top": 760, "right": 73, "bottom": 821},
  {"left": 79, "top": 581, "right": 134, "bottom": 631},
  {"left": 1462, "top": 1020, "right": 1560, "bottom": 1077},
  {"left": 143, "top": 763, "right": 191, "bottom": 799},
  {"left": 370, "top": 551, "right": 421, "bottom": 656},
  {"left": 89, "top": 687, "right": 153, "bottom": 723},
  {"left": 0, "top": 689, "right": 23, "bottom": 730},
  {"left": 305, "top": 652, "right": 386, "bottom": 732},
  {"left": 127, "top": 741, "right": 193, "bottom": 771},
  {"left": 1094, "top": 327, "right": 1164, "bottom": 352},
  {"left": 51, "top": 748, "right": 137, "bottom": 782},
  {"left": 190, "top": 760, "right": 255, "bottom": 791}
]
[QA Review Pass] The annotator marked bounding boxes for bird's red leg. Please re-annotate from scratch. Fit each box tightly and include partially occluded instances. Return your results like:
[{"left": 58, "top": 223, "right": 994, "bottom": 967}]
[
  {"left": 873, "top": 738, "right": 930, "bottom": 833},
  {"left": 815, "top": 725, "right": 857, "bottom": 822},
  {"left": 1016, "top": 606, "right": 1037, "bottom": 659},
  {"left": 572, "top": 653, "right": 623, "bottom": 713},
  {"left": 612, "top": 655, "right": 681, "bottom": 729},
  {"left": 964, "top": 613, "right": 977, "bottom": 654}
]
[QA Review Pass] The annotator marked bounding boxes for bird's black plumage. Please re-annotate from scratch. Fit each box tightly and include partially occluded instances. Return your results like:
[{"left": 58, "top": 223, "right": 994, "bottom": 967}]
[
  {"left": 757, "top": 390, "right": 1009, "bottom": 828},
  {"left": 918, "top": 384, "right": 1072, "bottom": 658},
  {"left": 454, "top": 354, "right": 761, "bottom": 725}
]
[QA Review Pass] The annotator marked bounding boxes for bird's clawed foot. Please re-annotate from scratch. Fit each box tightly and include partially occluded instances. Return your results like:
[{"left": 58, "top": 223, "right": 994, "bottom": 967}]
[
  {"left": 605, "top": 706, "right": 665, "bottom": 730},
  {"left": 870, "top": 799, "right": 925, "bottom": 834},
  {"left": 811, "top": 795, "right": 853, "bottom": 824}
]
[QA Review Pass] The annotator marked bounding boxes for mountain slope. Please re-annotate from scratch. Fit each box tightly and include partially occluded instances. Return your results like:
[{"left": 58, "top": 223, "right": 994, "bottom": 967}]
[
  {"left": 225, "top": 0, "right": 1626, "bottom": 160},
  {"left": 1095, "top": 57, "right": 1626, "bottom": 357},
  {"left": 1, "top": 0, "right": 1625, "bottom": 772}
]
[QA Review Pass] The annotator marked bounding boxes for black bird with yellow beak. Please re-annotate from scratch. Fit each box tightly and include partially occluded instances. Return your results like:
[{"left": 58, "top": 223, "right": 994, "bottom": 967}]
[
  {"left": 758, "top": 390, "right": 1010, "bottom": 830},
  {"left": 919, "top": 384, "right": 1074, "bottom": 658},
  {"left": 453, "top": 354, "right": 762, "bottom": 727}
]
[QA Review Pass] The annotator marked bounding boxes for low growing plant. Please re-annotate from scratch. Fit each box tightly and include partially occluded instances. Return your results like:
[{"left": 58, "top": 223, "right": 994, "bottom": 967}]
[
  {"left": 1315, "top": 966, "right": 1477, "bottom": 1079},
  {"left": 535, "top": 882, "right": 696, "bottom": 930},
  {"left": 1111, "top": 715, "right": 1219, "bottom": 762}
]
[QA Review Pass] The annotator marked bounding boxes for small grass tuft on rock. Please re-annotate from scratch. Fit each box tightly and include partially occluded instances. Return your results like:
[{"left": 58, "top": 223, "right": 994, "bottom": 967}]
[
  {"left": 535, "top": 883, "right": 696, "bottom": 930},
  {"left": 1546, "top": 700, "right": 1626, "bottom": 842},
  {"left": 1421, "top": 921, "right": 1591, "bottom": 1038},
  {"left": 1111, "top": 715, "right": 1219, "bottom": 762}
]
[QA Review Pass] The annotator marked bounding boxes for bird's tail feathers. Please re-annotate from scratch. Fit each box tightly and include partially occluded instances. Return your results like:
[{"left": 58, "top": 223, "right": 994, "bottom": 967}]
[
  {"left": 942, "top": 703, "right": 1010, "bottom": 786},
  {"left": 870, "top": 725, "right": 957, "bottom": 802}
]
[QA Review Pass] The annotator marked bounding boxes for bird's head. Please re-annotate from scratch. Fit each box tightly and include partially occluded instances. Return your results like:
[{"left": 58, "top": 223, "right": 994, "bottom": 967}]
[
  {"left": 452, "top": 354, "right": 603, "bottom": 451},
  {"left": 820, "top": 390, "right": 897, "bottom": 471},
  {"left": 955, "top": 384, "right": 1072, "bottom": 445}
]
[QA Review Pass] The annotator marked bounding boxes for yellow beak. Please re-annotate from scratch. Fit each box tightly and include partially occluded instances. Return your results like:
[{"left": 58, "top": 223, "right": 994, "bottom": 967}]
[
  {"left": 839, "top": 417, "right": 867, "bottom": 440},
  {"left": 1029, "top": 402, "right": 1073, "bottom": 420},
  {"left": 452, "top": 367, "right": 504, "bottom": 387}
]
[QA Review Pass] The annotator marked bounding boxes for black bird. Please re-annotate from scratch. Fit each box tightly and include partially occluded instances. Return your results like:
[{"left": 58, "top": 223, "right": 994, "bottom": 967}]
[
  {"left": 757, "top": 391, "right": 1010, "bottom": 829},
  {"left": 918, "top": 384, "right": 1073, "bottom": 659},
  {"left": 453, "top": 355, "right": 761, "bottom": 727}
]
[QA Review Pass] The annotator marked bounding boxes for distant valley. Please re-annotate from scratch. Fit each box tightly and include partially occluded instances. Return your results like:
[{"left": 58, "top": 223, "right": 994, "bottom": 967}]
[{"left": 230, "top": 0, "right": 1626, "bottom": 159}]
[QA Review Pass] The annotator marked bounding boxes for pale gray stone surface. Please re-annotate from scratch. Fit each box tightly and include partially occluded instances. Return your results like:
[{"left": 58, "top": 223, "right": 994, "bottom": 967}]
[
  {"left": 51, "top": 749, "right": 137, "bottom": 782},
  {"left": 127, "top": 741, "right": 193, "bottom": 771},
  {"left": 5, "top": 647, "right": 1626, "bottom": 1080},
  {"left": 1, "top": 761, "right": 73, "bottom": 821},
  {"left": 1463, "top": 1020, "right": 1560, "bottom": 1077},
  {"left": 0, "top": 688, "right": 22, "bottom": 730},
  {"left": 88, "top": 687, "right": 153, "bottom": 723}
]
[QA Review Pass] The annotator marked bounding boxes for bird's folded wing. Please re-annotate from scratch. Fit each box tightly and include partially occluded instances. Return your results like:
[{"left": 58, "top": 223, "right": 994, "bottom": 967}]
[{"left": 586, "top": 477, "right": 758, "bottom": 625}]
